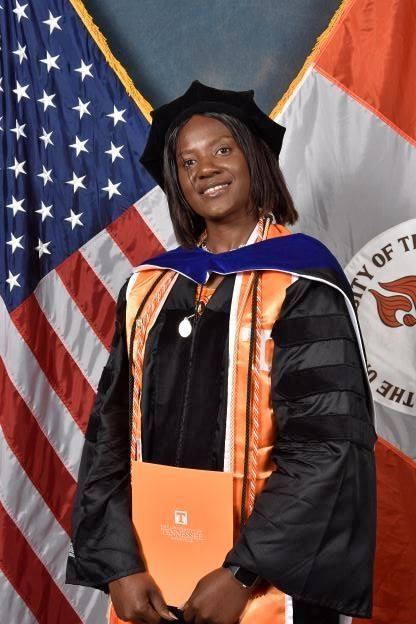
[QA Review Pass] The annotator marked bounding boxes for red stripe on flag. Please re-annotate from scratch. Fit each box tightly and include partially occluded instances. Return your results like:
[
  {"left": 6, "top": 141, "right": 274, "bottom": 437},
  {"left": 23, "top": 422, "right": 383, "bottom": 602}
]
[
  {"left": 56, "top": 251, "right": 116, "bottom": 352},
  {"left": 316, "top": 0, "right": 416, "bottom": 144},
  {"left": 0, "top": 503, "right": 82, "bottom": 624},
  {"left": 352, "top": 438, "right": 416, "bottom": 624},
  {"left": 107, "top": 204, "right": 165, "bottom": 266},
  {"left": 0, "top": 360, "right": 76, "bottom": 534},
  {"left": 10, "top": 294, "right": 95, "bottom": 433}
]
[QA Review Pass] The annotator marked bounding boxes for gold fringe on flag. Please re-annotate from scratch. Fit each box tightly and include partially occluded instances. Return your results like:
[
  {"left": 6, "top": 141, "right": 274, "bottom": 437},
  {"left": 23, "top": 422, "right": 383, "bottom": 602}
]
[
  {"left": 69, "top": 0, "right": 153, "bottom": 123},
  {"left": 269, "top": 0, "right": 356, "bottom": 119}
]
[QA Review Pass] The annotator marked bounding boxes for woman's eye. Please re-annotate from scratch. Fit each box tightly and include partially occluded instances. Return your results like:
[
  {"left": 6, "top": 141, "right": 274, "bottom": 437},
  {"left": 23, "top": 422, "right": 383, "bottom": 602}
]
[{"left": 182, "top": 147, "right": 229, "bottom": 168}]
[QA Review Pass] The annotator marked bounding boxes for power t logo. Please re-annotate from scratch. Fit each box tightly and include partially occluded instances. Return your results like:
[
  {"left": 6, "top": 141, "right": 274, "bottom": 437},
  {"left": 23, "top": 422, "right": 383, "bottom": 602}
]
[
  {"left": 174, "top": 510, "right": 188, "bottom": 525},
  {"left": 345, "top": 220, "right": 416, "bottom": 417}
]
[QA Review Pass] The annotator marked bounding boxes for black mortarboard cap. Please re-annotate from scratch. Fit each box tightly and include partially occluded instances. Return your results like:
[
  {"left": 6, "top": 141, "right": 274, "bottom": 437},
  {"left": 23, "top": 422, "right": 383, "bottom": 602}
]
[{"left": 139, "top": 80, "right": 286, "bottom": 190}]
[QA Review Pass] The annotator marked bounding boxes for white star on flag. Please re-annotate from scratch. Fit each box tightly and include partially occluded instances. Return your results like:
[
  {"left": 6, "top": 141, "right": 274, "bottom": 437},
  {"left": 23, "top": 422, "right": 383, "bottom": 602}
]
[
  {"left": 105, "top": 141, "right": 124, "bottom": 163},
  {"left": 69, "top": 136, "right": 89, "bottom": 157},
  {"left": 75, "top": 59, "right": 93, "bottom": 81},
  {"left": 6, "top": 270, "right": 21, "bottom": 291},
  {"left": 36, "top": 201, "right": 53, "bottom": 222},
  {"left": 8, "top": 157, "right": 26, "bottom": 178},
  {"left": 6, "top": 195, "right": 25, "bottom": 216},
  {"left": 0, "top": 77, "right": 3, "bottom": 92},
  {"left": 39, "top": 127, "right": 54, "bottom": 148},
  {"left": 106, "top": 105, "right": 126, "bottom": 127},
  {"left": 72, "top": 98, "right": 91, "bottom": 119},
  {"left": 0, "top": 116, "right": 3, "bottom": 131},
  {"left": 102, "top": 178, "right": 121, "bottom": 199},
  {"left": 64, "top": 209, "right": 84, "bottom": 229},
  {"left": 42, "top": 10, "right": 62, "bottom": 34},
  {"left": 35, "top": 238, "right": 52, "bottom": 258},
  {"left": 6, "top": 233, "right": 24, "bottom": 253},
  {"left": 40, "top": 51, "right": 60, "bottom": 73},
  {"left": 37, "top": 90, "right": 56, "bottom": 111},
  {"left": 13, "top": 80, "right": 30, "bottom": 102},
  {"left": 12, "top": 41, "right": 27, "bottom": 64},
  {"left": 10, "top": 120, "right": 27, "bottom": 141},
  {"left": 37, "top": 165, "right": 53, "bottom": 186},
  {"left": 66, "top": 172, "right": 86, "bottom": 193},
  {"left": 13, "top": 1, "right": 28, "bottom": 22}
]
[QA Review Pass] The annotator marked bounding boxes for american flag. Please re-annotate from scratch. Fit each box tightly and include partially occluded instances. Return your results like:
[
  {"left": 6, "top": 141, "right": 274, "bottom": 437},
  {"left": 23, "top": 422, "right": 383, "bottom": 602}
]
[{"left": 0, "top": 1, "right": 175, "bottom": 621}]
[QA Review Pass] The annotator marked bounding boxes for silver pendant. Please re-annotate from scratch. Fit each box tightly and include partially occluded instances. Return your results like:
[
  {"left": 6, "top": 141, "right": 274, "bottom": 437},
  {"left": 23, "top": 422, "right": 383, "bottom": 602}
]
[{"left": 178, "top": 316, "right": 193, "bottom": 337}]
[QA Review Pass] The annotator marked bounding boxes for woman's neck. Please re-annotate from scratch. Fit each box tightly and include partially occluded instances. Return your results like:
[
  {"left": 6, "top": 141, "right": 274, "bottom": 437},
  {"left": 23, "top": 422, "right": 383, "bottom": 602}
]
[{"left": 203, "top": 213, "right": 259, "bottom": 253}]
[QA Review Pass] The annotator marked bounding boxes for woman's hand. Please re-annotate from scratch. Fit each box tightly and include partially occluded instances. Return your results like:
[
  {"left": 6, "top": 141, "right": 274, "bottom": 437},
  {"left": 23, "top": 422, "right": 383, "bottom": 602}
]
[
  {"left": 109, "top": 572, "right": 176, "bottom": 623},
  {"left": 182, "top": 567, "right": 253, "bottom": 624}
]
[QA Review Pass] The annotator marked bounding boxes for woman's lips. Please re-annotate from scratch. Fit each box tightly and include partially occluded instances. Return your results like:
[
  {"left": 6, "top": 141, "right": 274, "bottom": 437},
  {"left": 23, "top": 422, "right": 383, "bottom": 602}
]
[{"left": 202, "top": 182, "right": 231, "bottom": 198}]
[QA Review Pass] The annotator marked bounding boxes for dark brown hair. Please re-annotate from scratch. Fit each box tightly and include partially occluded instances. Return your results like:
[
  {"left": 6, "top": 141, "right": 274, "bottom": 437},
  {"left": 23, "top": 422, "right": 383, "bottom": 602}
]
[{"left": 163, "top": 112, "right": 298, "bottom": 248}]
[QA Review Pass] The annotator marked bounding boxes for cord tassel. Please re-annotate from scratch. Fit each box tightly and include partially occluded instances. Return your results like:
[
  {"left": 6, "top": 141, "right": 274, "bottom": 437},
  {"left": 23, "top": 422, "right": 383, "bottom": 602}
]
[{"left": 241, "top": 213, "right": 272, "bottom": 525}]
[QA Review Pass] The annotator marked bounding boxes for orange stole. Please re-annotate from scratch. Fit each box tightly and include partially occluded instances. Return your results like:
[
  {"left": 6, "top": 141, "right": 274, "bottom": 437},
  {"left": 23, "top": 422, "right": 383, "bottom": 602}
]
[
  {"left": 110, "top": 223, "right": 293, "bottom": 624},
  {"left": 228, "top": 264, "right": 292, "bottom": 623}
]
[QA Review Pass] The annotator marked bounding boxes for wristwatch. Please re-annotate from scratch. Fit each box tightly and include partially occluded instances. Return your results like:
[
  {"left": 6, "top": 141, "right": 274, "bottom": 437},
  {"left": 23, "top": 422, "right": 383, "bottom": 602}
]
[{"left": 223, "top": 563, "right": 260, "bottom": 589}]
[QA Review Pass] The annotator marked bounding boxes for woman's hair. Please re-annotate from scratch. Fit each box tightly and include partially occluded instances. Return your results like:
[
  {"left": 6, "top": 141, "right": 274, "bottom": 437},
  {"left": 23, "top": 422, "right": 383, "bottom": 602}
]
[{"left": 163, "top": 111, "right": 298, "bottom": 248}]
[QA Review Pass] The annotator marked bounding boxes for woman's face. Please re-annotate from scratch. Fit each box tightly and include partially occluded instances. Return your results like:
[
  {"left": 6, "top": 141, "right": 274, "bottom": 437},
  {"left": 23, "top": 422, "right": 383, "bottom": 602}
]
[{"left": 175, "top": 114, "right": 254, "bottom": 223}]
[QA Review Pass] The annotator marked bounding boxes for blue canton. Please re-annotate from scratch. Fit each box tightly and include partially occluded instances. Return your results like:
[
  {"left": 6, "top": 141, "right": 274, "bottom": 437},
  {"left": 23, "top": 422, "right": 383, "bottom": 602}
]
[{"left": 0, "top": 0, "right": 155, "bottom": 311}]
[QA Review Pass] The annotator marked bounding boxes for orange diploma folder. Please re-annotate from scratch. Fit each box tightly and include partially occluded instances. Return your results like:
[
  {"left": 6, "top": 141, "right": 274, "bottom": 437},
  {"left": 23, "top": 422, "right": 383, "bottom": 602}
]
[{"left": 131, "top": 460, "right": 234, "bottom": 606}]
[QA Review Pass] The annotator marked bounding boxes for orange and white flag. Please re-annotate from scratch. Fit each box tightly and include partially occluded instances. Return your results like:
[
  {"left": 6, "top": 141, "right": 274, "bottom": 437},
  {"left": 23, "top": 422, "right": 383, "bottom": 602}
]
[{"left": 273, "top": 1, "right": 416, "bottom": 622}]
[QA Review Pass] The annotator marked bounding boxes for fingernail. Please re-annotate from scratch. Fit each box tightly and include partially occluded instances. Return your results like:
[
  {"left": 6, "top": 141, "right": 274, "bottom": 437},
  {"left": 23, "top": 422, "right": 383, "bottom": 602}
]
[{"left": 168, "top": 611, "right": 178, "bottom": 620}]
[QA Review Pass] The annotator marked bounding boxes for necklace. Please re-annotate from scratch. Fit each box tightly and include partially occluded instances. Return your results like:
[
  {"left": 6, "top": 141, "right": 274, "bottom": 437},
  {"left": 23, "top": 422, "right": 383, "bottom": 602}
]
[
  {"left": 179, "top": 235, "right": 245, "bottom": 336},
  {"left": 179, "top": 235, "right": 248, "bottom": 335},
  {"left": 201, "top": 241, "right": 245, "bottom": 253},
  {"left": 178, "top": 283, "right": 204, "bottom": 337},
  {"left": 179, "top": 216, "right": 269, "bottom": 336}
]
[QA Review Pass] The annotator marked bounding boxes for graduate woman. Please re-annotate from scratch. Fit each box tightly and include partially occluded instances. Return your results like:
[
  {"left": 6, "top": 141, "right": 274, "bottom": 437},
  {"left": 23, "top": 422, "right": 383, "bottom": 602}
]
[{"left": 66, "top": 81, "right": 377, "bottom": 624}]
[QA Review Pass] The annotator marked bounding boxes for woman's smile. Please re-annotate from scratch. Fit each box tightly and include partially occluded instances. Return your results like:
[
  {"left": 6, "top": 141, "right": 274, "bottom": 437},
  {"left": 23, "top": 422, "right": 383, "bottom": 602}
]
[{"left": 201, "top": 181, "right": 231, "bottom": 198}]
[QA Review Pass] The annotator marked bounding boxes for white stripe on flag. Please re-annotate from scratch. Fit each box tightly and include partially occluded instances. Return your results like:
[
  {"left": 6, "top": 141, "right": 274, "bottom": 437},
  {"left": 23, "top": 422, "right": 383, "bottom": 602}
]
[
  {"left": 275, "top": 64, "right": 416, "bottom": 453},
  {"left": 80, "top": 228, "right": 133, "bottom": 301},
  {"left": 134, "top": 186, "right": 177, "bottom": 250},
  {"left": 0, "top": 569, "right": 37, "bottom": 624},
  {"left": 35, "top": 270, "right": 109, "bottom": 391},
  {"left": 278, "top": 64, "right": 314, "bottom": 117},
  {"left": 276, "top": 68, "right": 416, "bottom": 268},
  {"left": 0, "top": 297, "right": 84, "bottom": 478},
  {"left": 0, "top": 430, "right": 108, "bottom": 623}
]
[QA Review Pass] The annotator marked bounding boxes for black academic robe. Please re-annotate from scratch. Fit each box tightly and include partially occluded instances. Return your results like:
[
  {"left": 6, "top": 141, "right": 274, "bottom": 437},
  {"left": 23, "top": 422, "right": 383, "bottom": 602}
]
[{"left": 66, "top": 270, "right": 376, "bottom": 621}]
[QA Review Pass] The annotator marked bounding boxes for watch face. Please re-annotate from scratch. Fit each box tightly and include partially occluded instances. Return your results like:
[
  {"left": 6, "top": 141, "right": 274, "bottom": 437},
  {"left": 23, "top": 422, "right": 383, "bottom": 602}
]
[{"left": 234, "top": 567, "right": 259, "bottom": 587}]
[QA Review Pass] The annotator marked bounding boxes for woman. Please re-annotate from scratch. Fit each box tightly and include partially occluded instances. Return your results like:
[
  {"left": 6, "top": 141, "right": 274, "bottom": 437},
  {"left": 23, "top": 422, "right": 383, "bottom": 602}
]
[{"left": 66, "top": 81, "right": 377, "bottom": 624}]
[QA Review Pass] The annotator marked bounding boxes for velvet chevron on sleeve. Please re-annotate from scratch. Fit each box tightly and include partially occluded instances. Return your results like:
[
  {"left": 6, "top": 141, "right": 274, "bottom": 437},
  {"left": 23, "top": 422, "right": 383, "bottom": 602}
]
[
  {"left": 65, "top": 279, "right": 145, "bottom": 593},
  {"left": 223, "top": 277, "right": 377, "bottom": 618}
]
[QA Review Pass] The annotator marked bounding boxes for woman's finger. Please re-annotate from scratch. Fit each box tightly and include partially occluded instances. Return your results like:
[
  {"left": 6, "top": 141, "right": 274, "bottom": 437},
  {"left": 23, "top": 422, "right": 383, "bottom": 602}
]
[{"left": 148, "top": 587, "right": 177, "bottom": 621}]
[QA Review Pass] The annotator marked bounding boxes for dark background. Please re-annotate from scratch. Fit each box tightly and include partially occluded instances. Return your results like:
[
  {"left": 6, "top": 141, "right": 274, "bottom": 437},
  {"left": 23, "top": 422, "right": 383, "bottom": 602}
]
[{"left": 83, "top": 0, "right": 341, "bottom": 112}]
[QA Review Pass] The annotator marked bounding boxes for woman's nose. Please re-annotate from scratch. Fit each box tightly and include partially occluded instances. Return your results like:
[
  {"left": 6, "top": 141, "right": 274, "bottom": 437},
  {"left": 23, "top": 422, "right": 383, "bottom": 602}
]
[{"left": 195, "top": 156, "right": 221, "bottom": 178}]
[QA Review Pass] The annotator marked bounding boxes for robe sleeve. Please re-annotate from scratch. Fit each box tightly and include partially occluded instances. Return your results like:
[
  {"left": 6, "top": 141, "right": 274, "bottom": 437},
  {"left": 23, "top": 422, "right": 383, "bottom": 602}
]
[
  {"left": 223, "top": 277, "right": 377, "bottom": 618},
  {"left": 65, "top": 278, "right": 145, "bottom": 593}
]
